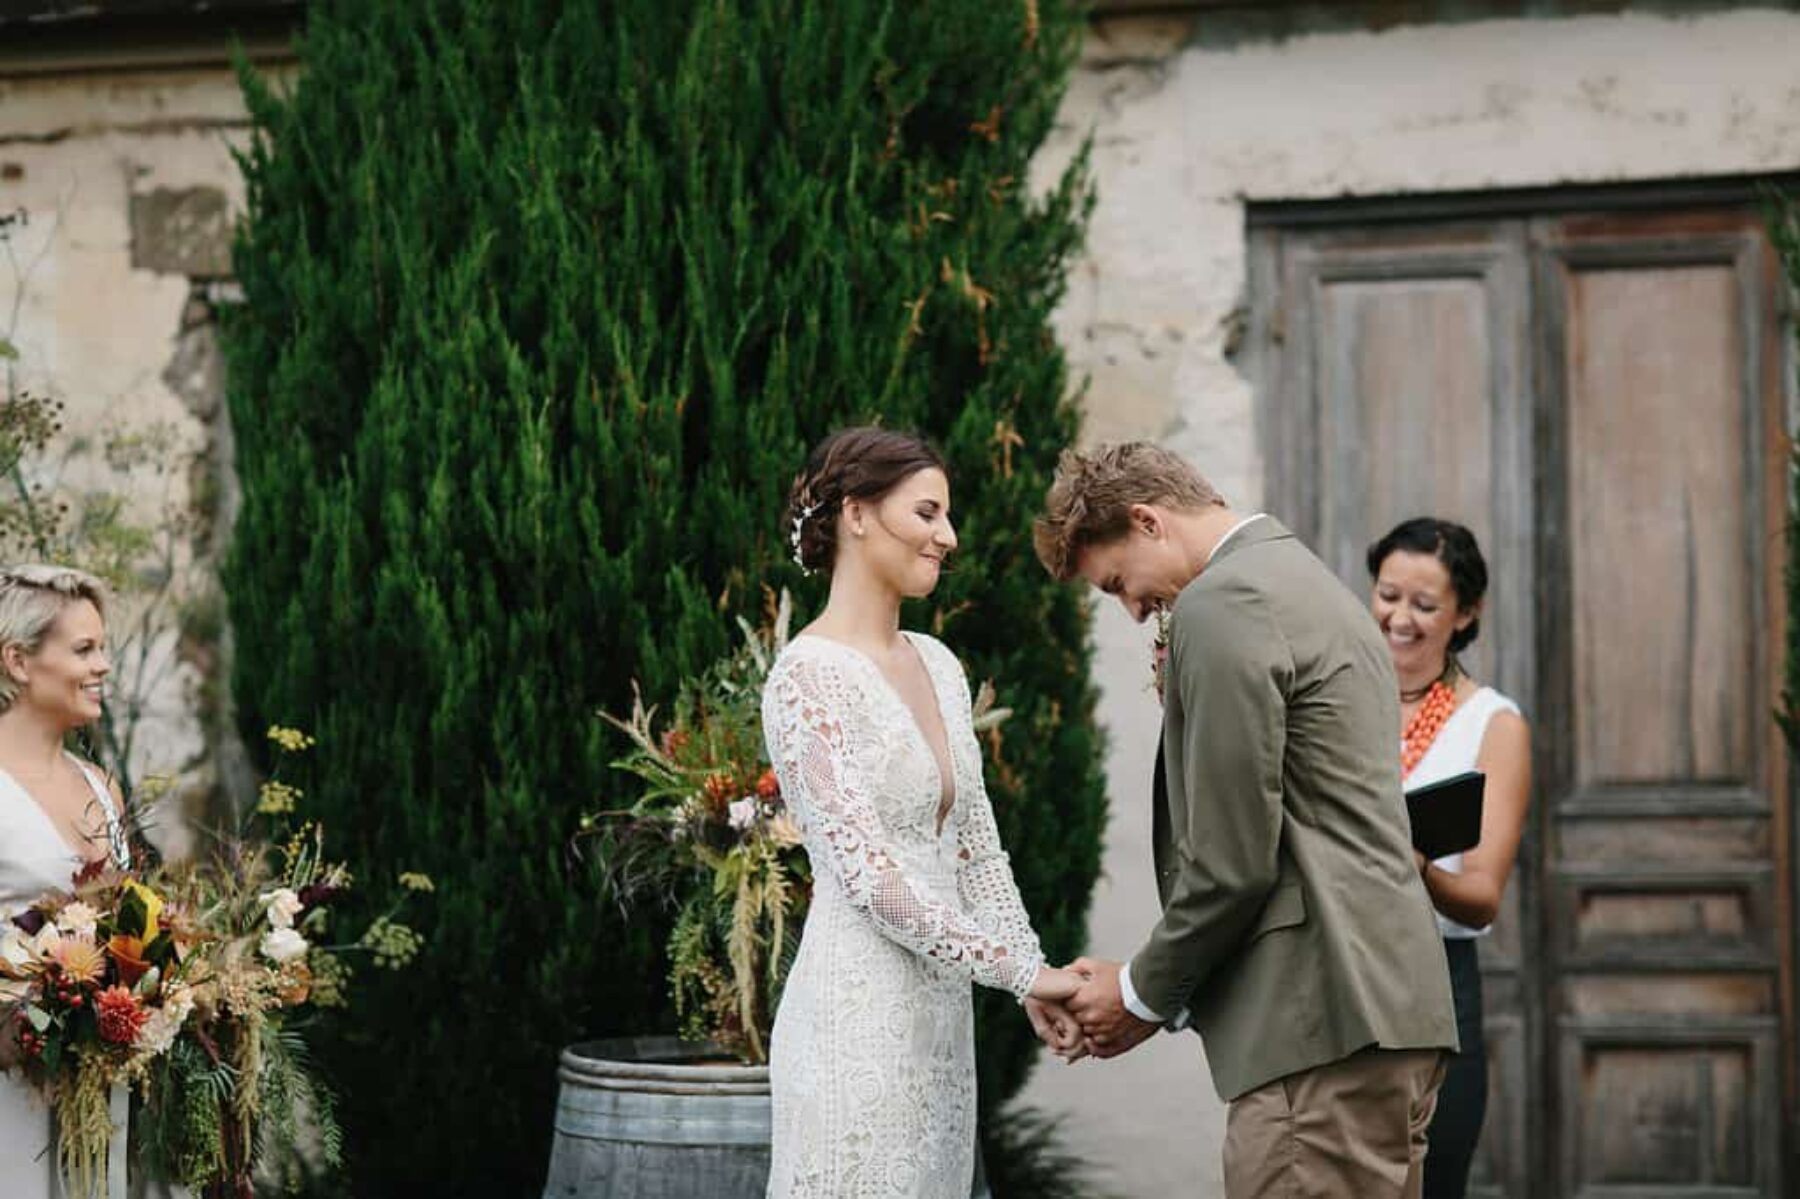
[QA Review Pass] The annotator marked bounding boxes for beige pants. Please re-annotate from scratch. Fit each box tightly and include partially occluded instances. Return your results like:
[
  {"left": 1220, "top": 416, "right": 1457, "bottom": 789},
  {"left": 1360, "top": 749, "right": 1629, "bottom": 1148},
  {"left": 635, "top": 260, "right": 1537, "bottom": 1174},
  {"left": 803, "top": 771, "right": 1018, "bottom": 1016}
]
[{"left": 1222, "top": 1047, "right": 1448, "bottom": 1199}]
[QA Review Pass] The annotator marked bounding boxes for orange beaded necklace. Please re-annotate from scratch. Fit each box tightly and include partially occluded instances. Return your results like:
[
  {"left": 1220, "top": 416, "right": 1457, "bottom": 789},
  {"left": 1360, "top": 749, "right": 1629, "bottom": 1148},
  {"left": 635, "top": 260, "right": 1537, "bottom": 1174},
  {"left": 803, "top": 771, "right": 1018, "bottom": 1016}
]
[{"left": 1401, "top": 680, "right": 1461, "bottom": 776}]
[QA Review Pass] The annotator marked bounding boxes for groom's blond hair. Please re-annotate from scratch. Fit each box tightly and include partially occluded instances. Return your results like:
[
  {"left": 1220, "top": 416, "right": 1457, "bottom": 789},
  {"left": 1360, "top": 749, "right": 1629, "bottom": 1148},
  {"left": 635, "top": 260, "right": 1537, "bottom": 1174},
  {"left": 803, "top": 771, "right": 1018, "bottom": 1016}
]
[{"left": 1033, "top": 443, "right": 1224, "bottom": 581}]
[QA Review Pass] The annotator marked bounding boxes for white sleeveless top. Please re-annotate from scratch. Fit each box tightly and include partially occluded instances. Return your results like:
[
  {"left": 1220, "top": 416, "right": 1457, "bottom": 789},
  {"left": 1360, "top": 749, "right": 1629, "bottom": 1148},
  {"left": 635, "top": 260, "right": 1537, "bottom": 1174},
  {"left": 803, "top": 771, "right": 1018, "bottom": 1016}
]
[
  {"left": 1403, "top": 686, "right": 1521, "bottom": 940},
  {"left": 0, "top": 755, "right": 130, "bottom": 919}
]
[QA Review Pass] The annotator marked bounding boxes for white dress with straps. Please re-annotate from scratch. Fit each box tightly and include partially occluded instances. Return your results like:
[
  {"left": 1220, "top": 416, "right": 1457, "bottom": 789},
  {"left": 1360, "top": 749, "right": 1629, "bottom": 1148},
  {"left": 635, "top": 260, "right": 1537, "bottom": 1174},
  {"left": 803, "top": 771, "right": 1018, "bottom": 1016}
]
[{"left": 0, "top": 756, "right": 130, "bottom": 1199}]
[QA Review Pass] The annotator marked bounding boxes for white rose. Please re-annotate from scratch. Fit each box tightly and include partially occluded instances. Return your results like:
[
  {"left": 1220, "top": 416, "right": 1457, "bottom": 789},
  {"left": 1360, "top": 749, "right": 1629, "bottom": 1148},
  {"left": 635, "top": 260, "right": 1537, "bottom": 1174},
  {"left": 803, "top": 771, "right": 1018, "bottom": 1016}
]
[
  {"left": 135, "top": 995, "right": 192, "bottom": 1057},
  {"left": 260, "top": 888, "right": 304, "bottom": 930},
  {"left": 260, "top": 927, "right": 309, "bottom": 963},
  {"left": 54, "top": 902, "right": 100, "bottom": 938},
  {"left": 727, "top": 798, "right": 757, "bottom": 832}
]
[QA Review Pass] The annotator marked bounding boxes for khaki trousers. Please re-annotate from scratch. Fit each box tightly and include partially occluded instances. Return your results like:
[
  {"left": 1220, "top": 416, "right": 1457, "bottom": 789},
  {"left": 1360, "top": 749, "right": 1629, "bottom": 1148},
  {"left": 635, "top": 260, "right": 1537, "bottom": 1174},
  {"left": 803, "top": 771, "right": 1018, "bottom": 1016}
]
[{"left": 1222, "top": 1047, "right": 1448, "bottom": 1199}]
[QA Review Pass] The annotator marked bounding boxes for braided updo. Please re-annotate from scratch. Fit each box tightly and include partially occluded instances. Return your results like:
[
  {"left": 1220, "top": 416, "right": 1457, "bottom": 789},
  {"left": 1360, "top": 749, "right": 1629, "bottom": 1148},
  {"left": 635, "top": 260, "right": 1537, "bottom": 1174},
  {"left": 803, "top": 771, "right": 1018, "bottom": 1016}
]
[{"left": 786, "top": 427, "right": 947, "bottom": 576}]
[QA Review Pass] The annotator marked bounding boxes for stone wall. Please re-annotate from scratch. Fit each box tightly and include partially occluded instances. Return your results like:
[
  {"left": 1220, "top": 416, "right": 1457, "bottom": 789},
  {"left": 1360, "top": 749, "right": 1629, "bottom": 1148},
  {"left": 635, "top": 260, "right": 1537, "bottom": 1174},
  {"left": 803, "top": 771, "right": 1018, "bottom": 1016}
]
[
  {"left": 0, "top": 61, "right": 283, "bottom": 839},
  {"left": 1020, "top": 8, "right": 1800, "bottom": 1195}
]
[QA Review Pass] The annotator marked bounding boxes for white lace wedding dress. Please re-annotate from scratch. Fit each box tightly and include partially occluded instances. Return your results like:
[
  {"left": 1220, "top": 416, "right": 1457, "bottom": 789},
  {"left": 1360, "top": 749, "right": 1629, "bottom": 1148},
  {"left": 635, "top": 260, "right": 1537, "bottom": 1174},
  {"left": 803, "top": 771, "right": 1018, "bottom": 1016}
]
[
  {"left": 760, "top": 632, "right": 1045, "bottom": 1199},
  {"left": 0, "top": 756, "right": 131, "bottom": 1199}
]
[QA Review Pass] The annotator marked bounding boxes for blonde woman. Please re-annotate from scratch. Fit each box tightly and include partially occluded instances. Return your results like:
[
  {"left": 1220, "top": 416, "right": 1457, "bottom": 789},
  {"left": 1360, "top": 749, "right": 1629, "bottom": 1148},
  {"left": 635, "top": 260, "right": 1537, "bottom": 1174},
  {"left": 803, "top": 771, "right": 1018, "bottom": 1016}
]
[{"left": 0, "top": 565, "right": 129, "bottom": 1199}]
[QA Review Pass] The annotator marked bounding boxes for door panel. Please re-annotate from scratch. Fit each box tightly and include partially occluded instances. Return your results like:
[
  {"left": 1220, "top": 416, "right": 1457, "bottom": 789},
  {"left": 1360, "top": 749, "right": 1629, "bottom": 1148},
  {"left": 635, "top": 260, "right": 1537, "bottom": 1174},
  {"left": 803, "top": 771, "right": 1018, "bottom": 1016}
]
[
  {"left": 1537, "top": 209, "right": 1787, "bottom": 1199},
  {"left": 1564, "top": 260, "right": 1753, "bottom": 787},
  {"left": 1250, "top": 188, "right": 1793, "bottom": 1199}
]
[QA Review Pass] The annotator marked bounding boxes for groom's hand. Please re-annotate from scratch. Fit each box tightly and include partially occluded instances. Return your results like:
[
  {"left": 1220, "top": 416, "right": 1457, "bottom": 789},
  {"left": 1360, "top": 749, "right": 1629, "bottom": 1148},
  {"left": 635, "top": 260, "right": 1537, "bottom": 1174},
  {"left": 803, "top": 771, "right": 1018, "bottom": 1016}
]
[{"left": 1066, "top": 957, "right": 1157, "bottom": 1059}]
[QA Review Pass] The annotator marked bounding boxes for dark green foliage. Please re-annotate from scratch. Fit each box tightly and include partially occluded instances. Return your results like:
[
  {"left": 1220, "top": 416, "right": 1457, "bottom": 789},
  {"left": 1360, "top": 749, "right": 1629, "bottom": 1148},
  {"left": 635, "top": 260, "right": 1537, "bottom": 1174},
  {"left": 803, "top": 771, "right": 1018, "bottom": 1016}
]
[
  {"left": 981, "top": 1105, "right": 1124, "bottom": 1199},
  {"left": 222, "top": 2, "right": 1103, "bottom": 1192}
]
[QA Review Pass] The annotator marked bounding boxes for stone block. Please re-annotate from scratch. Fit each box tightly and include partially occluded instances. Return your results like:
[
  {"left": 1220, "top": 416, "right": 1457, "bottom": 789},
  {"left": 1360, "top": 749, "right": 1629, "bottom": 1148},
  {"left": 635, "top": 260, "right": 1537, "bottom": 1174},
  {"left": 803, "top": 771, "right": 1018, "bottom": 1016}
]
[{"left": 130, "top": 185, "right": 231, "bottom": 277}]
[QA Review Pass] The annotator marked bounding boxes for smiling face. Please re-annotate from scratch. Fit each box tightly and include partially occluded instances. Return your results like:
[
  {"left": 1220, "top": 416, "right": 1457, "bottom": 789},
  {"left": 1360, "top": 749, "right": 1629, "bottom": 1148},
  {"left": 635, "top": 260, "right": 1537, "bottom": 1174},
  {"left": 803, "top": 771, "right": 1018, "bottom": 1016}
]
[
  {"left": 845, "top": 467, "right": 957, "bottom": 599},
  {"left": 1370, "top": 550, "right": 1475, "bottom": 681},
  {"left": 1073, "top": 505, "right": 1195, "bottom": 624},
  {"left": 8, "top": 598, "right": 110, "bottom": 728}
]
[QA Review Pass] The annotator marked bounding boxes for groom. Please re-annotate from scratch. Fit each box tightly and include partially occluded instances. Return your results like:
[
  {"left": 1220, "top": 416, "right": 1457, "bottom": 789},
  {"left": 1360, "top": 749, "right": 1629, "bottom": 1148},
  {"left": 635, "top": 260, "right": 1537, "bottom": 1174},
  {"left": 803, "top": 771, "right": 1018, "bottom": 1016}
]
[{"left": 1031, "top": 443, "right": 1457, "bottom": 1198}]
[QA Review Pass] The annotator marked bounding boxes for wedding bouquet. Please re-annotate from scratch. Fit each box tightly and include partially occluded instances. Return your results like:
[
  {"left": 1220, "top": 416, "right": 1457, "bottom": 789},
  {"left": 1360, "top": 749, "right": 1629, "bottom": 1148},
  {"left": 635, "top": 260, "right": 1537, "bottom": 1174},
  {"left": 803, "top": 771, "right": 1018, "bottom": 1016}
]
[
  {"left": 1, "top": 727, "right": 429, "bottom": 1199},
  {"left": 583, "top": 590, "right": 810, "bottom": 1063}
]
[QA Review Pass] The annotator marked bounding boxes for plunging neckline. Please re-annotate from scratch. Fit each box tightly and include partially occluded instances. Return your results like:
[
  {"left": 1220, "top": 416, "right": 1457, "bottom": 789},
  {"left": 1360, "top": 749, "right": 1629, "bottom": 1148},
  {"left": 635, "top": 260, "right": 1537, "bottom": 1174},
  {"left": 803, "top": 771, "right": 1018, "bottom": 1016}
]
[
  {"left": 0, "top": 754, "right": 122, "bottom": 866},
  {"left": 793, "top": 631, "right": 959, "bottom": 832}
]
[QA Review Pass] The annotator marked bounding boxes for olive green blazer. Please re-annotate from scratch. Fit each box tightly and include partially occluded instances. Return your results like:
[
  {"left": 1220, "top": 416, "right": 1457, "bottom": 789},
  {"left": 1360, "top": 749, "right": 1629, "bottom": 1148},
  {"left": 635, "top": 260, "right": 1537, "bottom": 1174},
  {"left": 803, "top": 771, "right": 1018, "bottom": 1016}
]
[{"left": 1131, "top": 517, "right": 1457, "bottom": 1100}]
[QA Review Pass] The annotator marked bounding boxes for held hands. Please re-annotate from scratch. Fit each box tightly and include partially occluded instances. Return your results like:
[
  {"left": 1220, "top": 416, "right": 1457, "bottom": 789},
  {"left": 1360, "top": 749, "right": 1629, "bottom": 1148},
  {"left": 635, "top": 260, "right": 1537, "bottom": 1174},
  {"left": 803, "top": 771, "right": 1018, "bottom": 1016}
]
[
  {"left": 1023, "top": 965, "right": 1087, "bottom": 1061},
  {"left": 1064, "top": 957, "right": 1158, "bottom": 1061},
  {"left": 1021, "top": 959, "right": 1158, "bottom": 1063}
]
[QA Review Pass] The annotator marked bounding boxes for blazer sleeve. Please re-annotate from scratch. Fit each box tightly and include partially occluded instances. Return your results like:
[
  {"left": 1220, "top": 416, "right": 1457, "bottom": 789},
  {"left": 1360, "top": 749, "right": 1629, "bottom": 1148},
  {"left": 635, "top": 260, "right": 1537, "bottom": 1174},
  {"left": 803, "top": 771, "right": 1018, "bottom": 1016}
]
[
  {"left": 762, "top": 652, "right": 1043, "bottom": 998},
  {"left": 1127, "top": 579, "right": 1293, "bottom": 1017}
]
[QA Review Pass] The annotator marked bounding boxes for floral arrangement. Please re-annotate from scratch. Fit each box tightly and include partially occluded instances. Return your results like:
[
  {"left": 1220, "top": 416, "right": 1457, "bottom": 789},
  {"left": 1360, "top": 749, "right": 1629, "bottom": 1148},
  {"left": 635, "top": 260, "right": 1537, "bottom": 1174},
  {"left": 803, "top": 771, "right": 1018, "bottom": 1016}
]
[
  {"left": 1151, "top": 605, "right": 1172, "bottom": 703},
  {"left": 583, "top": 590, "right": 1016, "bottom": 1064},
  {"left": 0, "top": 727, "right": 429, "bottom": 1199},
  {"left": 582, "top": 591, "right": 809, "bottom": 1063}
]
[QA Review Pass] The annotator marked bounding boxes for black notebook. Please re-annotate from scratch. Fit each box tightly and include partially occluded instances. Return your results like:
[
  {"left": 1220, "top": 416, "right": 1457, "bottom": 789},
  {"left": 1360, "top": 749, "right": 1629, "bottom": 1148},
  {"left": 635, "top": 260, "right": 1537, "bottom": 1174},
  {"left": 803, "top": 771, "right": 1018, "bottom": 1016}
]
[{"left": 1404, "top": 770, "right": 1485, "bottom": 860}]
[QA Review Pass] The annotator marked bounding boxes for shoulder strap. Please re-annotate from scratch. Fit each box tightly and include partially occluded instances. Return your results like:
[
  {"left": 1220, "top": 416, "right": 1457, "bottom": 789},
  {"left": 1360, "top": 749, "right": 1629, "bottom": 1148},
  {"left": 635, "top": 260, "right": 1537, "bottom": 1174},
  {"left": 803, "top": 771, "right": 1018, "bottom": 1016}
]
[{"left": 68, "top": 757, "right": 130, "bottom": 869}]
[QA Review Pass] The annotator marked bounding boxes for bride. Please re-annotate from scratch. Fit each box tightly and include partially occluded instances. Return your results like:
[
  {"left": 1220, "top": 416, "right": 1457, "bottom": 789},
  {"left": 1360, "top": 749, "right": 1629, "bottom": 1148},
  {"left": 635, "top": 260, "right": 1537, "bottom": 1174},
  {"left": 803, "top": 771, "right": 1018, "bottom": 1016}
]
[
  {"left": 760, "top": 427, "right": 1082, "bottom": 1198},
  {"left": 0, "top": 565, "right": 130, "bottom": 1199}
]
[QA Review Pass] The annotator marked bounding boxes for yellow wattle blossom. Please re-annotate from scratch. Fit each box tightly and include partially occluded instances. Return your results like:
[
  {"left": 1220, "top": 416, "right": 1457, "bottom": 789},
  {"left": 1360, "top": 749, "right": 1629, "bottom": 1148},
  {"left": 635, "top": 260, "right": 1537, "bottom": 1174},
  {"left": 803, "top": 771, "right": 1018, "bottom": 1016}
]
[
  {"left": 265, "top": 726, "right": 316, "bottom": 753},
  {"left": 256, "top": 780, "right": 300, "bottom": 815}
]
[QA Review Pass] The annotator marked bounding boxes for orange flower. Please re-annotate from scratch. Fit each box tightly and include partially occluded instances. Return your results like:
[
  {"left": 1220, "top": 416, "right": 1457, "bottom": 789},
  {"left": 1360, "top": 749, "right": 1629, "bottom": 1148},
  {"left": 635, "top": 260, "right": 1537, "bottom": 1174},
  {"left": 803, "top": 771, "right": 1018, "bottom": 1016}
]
[
  {"left": 755, "top": 769, "right": 780, "bottom": 800},
  {"left": 95, "top": 985, "right": 148, "bottom": 1045},
  {"left": 702, "top": 773, "right": 734, "bottom": 812},
  {"left": 275, "top": 959, "right": 313, "bottom": 1006},
  {"left": 107, "top": 935, "right": 152, "bottom": 988}
]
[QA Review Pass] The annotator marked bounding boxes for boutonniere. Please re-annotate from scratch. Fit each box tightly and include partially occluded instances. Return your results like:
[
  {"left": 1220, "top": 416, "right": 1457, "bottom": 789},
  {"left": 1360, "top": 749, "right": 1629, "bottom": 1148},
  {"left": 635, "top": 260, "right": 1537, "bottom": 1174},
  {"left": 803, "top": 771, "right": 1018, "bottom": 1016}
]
[{"left": 1151, "top": 606, "right": 1171, "bottom": 704}]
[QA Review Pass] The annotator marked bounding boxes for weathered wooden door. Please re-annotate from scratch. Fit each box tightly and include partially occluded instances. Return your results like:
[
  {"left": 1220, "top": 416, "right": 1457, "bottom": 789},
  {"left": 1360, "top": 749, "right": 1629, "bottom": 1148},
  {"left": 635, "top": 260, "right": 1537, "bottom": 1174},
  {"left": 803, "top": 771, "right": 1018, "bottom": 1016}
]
[{"left": 1248, "top": 183, "right": 1794, "bottom": 1199}]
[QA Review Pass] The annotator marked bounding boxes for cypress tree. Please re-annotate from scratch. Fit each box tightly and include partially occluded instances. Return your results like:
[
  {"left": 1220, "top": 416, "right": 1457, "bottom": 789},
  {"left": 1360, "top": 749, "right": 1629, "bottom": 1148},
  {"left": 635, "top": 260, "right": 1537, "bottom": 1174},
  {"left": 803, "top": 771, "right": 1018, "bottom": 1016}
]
[{"left": 223, "top": 2, "right": 1103, "bottom": 1192}]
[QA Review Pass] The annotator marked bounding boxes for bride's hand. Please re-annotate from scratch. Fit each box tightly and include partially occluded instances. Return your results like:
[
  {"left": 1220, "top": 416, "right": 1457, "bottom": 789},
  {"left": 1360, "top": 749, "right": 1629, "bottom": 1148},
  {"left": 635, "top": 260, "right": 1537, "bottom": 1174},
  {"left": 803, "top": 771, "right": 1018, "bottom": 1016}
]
[
  {"left": 1023, "top": 997, "right": 1084, "bottom": 1056},
  {"left": 1026, "top": 964, "right": 1084, "bottom": 1003}
]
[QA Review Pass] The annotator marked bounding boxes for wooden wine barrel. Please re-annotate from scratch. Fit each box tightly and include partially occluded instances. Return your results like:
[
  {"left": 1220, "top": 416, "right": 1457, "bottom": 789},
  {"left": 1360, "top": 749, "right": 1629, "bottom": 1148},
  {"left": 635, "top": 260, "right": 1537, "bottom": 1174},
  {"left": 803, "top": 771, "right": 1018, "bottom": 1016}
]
[{"left": 541, "top": 1037, "right": 770, "bottom": 1198}]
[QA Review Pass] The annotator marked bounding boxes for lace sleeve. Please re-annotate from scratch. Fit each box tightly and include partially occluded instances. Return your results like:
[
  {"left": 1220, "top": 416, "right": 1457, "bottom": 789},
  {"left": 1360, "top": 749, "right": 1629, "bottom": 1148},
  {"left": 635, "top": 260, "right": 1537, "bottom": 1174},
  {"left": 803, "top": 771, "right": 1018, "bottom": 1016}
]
[
  {"left": 937, "top": 647, "right": 1045, "bottom": 988},
  {"left": 763, "top": 653, "right": 1041, "bottom": 998}
]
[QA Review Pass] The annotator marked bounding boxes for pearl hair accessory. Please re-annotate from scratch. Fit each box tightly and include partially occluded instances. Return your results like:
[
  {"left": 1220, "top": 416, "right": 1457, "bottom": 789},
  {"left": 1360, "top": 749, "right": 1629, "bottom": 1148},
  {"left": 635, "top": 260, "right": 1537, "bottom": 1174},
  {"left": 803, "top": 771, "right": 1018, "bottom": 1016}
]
[{"left": 789, "top": 501, "right": 819, "bottom": 575}]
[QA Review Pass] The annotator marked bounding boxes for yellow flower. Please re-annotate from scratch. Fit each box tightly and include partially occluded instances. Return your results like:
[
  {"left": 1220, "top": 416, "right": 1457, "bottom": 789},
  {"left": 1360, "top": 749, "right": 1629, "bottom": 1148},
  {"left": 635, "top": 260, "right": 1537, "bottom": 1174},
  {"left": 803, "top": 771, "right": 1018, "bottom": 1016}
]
[
  {"left": 122, "top": 881, "right": 163, "bottom": 943},
  {"left": 266, "top": 726, "right": 316, "bottom": 753},
  {"left": 257, "top": 780, "right": 300, "bottom": 815},
  {"left": 397, "top": 871, "right": 434, "bottom": 893}
]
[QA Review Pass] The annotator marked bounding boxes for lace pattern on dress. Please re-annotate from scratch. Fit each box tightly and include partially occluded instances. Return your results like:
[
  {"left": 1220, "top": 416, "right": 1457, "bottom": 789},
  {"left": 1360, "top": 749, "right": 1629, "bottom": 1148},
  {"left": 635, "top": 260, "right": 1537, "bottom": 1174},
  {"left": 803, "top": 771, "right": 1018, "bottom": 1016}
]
[{"left": 762, "top": 636, "right": 1042, "bottom": 998}]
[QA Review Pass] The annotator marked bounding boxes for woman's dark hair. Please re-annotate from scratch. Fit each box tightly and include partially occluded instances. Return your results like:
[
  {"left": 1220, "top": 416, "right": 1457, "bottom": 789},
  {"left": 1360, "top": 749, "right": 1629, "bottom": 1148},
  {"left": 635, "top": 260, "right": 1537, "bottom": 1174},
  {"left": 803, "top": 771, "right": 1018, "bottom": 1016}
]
[
  {"left": 1366, "top": 517, "right": 1489, "bottom": 654},
  {"left": 786, "top": 427, "right": 947, "bottom": 575}
]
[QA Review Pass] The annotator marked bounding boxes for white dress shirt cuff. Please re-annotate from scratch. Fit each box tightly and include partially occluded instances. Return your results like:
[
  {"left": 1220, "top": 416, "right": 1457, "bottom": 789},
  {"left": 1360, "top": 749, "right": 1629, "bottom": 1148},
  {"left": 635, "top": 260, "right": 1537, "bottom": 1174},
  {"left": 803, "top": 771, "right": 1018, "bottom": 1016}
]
[{"left": 1118, "top": 962, "right": 1165, "bottom": 1024}]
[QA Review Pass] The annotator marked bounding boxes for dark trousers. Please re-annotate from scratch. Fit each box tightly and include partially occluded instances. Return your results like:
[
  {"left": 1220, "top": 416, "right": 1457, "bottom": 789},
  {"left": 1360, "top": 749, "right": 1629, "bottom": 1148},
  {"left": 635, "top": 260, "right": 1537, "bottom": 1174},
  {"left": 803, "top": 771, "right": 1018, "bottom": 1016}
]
[{"left": 1423, "top": 937, "right": 1487, "bottom": 1199}]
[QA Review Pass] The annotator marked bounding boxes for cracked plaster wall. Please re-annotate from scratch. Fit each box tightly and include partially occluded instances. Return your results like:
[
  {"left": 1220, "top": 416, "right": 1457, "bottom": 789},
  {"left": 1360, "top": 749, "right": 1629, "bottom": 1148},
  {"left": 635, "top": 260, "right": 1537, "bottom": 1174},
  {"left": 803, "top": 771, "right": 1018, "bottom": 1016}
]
[
  {"left": 1020, "top": 9, "right": 1800, "bottom": 1195},
  {"left": 0, "top": 64, "right": 276, "bottom": 846}
]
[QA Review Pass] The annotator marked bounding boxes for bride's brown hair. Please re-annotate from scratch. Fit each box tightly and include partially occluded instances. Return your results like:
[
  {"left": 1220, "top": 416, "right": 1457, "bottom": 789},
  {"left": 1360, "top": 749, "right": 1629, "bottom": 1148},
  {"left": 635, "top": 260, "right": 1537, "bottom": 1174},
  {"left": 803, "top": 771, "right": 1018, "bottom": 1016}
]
[{"left": 786, "top": 427, "right": 946, "bottom": 576}]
